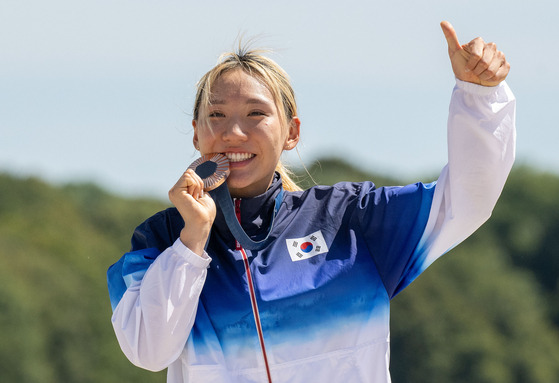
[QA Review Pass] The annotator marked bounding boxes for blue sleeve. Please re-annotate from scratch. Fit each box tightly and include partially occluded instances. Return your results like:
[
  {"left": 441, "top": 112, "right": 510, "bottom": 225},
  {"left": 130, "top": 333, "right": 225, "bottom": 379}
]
[
  {"left": 107, "top": 248, "right": 160, "bottom": 311},
  {"left": 355, "top": 181, "right": 436, "bottom": 298},
  {"left": 106, "top": 208, "right": 184, "bottom": 311}
]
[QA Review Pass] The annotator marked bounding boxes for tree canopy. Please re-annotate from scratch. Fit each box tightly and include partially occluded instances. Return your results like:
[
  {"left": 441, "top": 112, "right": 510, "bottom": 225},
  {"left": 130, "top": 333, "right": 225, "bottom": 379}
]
[{"left": 1, "top": 160, "right": 558, "bottom": 382}]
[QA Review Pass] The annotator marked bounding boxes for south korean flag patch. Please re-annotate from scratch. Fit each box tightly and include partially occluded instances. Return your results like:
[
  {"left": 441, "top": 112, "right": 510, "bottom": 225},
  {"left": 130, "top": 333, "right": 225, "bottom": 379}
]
[{"left": 286, "top": 230, "right": 329, "bottom": 262}]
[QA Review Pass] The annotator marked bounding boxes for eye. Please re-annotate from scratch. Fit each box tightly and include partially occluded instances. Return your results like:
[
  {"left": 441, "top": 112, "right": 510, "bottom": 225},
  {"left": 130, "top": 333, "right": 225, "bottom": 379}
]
[
  {"left": 208, "top": 111, "right": 225, "bottom": 118},
  {"left": 248, "top": 110, "right": 267, "bottom": 117}
]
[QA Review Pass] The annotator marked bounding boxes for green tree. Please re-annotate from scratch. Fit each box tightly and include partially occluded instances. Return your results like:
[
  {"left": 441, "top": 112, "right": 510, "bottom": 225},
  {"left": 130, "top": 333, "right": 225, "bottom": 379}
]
[
  {"left": 0, "top": 174, "right": 167, "bottom": 382},
  {"left": 1, "top": 159, "right": 559, "bottom": 382}
]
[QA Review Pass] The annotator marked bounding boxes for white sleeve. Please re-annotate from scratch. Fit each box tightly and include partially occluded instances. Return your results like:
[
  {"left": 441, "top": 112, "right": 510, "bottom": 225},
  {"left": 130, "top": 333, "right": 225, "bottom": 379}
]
[
  {"left": 419, "top": 79, "right": 516, "bottom": 267},
  {"left": 111, "top": 238, "right": 211, "bottom": 372}
]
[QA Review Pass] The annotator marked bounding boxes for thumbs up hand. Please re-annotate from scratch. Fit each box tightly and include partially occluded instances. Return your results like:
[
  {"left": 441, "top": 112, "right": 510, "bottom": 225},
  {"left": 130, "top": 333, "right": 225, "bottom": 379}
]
[{"left": 441, "top": 21, "right": 510, "bottom": 87}]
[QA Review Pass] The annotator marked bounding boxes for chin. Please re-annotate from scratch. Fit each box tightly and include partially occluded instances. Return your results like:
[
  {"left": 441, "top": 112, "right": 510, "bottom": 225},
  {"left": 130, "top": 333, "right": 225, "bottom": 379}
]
[
  {"left": 226, "top": 179, "right": 251, "bottom": 193},
  {"left": 227, "top": 179, "right": 269, "bottom": 198}
]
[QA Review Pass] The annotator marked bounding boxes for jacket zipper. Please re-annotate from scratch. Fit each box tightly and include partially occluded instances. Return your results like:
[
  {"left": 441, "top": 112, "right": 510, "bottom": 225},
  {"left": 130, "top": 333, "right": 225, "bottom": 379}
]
[{"left": 235, "top": 198, "right": 273, "bottom": 383}]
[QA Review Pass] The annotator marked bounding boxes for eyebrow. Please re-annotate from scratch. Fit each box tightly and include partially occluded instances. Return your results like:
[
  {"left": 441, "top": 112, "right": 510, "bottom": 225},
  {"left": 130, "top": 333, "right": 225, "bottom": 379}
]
[{"left": 208, "top": 97, "right": 271, "bottom": 105}]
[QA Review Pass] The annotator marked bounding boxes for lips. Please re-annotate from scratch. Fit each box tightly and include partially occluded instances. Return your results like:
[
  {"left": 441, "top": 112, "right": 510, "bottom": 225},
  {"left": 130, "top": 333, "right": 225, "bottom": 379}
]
[{"left": 224, "top": 152, "right": 255, "bottom": 163}]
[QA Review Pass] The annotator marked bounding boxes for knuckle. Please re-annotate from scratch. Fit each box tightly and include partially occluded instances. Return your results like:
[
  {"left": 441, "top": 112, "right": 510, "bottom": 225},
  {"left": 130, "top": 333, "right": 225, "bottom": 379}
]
[
  {"left": 474, "top": 59, "right": 490, "bottom": 72},
  {"left": 483, "top": 68, "right": 497, "bottom": 78},
  {"left": 469, "top": 50, "right": 482, "bottom": 60},
  {"left": 473, "top": 37, "right": 485, "bottom": 45}
]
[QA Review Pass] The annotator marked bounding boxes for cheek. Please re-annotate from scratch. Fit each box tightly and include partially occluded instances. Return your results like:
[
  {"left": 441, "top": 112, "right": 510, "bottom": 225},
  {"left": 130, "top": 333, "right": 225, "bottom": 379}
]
[
  {"left": 261, "top": 130, "right": 286, "bottom": 155},
  {"left": 263, "top": 120, "right": 288, "bottom": 147},
  {"left": 196, "top": 125, "right": 217, "bottom": 147}
]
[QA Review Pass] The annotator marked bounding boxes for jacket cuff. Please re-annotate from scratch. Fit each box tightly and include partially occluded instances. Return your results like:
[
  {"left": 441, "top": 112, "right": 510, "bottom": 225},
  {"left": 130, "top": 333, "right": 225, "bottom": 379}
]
[
  {"left": 455, "top": 78, "right": 507, "bottom": 96},
  {"left": 172, "top": 238, "right": 212, "bottom": 269}
]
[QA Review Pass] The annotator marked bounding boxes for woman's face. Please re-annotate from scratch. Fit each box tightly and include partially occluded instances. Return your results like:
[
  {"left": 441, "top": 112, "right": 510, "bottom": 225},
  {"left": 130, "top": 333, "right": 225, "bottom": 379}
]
[{"left": 193, "top": 69, "right": 299, "bottom": 198}]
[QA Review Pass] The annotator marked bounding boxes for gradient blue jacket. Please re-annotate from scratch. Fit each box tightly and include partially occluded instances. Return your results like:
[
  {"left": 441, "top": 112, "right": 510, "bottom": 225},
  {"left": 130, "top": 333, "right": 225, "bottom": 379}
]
[{"left": 108, "top": 80, "right": 516, "bottom": 383}]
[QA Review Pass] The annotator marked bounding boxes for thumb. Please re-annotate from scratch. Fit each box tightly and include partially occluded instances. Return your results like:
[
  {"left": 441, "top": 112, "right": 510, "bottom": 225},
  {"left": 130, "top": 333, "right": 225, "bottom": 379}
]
[{"left": 440, "top": 21, "right": 462, "bottom": 54}]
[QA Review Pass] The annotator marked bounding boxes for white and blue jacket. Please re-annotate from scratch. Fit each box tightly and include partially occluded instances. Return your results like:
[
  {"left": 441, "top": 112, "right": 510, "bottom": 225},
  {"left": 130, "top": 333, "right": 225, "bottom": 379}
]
[{"left": 108, "top": 80, "right": 516, "bottom": 383}]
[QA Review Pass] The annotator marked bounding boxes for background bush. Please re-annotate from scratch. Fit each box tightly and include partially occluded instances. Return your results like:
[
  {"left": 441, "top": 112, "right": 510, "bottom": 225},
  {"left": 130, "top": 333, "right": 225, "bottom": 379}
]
[{"left": 1, "top": 159, "right": 558, "bottom": 382}]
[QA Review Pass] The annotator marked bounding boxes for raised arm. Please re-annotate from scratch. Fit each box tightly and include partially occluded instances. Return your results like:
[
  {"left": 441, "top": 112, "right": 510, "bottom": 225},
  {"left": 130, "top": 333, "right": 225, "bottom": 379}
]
[
  {"left": 417, "top": 22, "right": 515, "bottom": 270},
  {"left": 109, "top": 168, "right": 216, "bottom": 371}
]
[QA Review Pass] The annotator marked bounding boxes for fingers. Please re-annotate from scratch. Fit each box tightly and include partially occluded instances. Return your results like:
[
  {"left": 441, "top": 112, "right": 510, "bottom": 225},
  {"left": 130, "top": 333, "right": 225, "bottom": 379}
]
[
  {"left": 480, "top": 46, "right": 502, "bottom": 80},
  {"left": 492, "top": 57, "right": 510, "bottom": 83},
  {"left": 186, "top": 169, "right": 205, "bottom": 200},
  {"left": 463, "top": 38, "right": 492, "bottom": 73},
  {"left": 464, "top": 38, "right": 509, "bottom": 84},
  {"left": 169, "top": 169, "right": 205, "bottom": 201},
  {"left": 169, "top": 169, "right": 217, "bottom": 254},
  {"left": 440, "top": 21, "right": 461, "bottom": 54},
  {"left": 197, "top": 191, "right": 217, "bottom": 209},
  {"left": 442, "top": 20, "right": 510, "bottom": 86}
]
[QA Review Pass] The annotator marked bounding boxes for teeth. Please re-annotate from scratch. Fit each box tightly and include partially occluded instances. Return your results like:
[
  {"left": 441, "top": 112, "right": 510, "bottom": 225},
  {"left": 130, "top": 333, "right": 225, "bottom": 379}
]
[{"left": 225, "top": 153, "right": 255, "bottom": 163}]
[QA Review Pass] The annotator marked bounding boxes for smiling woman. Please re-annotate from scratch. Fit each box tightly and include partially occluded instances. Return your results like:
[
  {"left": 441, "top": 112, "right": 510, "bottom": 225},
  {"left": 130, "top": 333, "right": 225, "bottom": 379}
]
[
  {"left": 192, "top": 48, "right": 302, "bottom": 194},
  {"left": 193, "top": 68, "right": 300, "bottom": 198},
  {"left": 107, "top": 22, "right": 516, "bottom": 383}
]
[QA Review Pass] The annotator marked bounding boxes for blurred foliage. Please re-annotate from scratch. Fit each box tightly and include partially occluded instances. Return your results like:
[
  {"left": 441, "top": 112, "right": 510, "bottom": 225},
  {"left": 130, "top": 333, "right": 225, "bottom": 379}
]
[
  {"left": 1, "top": 159, "right": 558, "bottom": 382},
  {"left": 0, "top": 174, "right": 168, "bottom": 383}
]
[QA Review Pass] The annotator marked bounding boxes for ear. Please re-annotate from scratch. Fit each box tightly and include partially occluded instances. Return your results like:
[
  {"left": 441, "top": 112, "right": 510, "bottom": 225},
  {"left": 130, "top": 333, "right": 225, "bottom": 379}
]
[
  {"left": 284, "top": 117, "right": 301, "bottom": 151},
  {"left": 192, "top": 120, "right": 200, "bottom": 150}
]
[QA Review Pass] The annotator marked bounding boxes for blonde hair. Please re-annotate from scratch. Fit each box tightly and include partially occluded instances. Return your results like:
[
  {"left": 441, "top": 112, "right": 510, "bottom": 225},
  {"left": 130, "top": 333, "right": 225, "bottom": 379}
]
[{"left": 193, "top": 45, "right": 302, "bottom": 192}]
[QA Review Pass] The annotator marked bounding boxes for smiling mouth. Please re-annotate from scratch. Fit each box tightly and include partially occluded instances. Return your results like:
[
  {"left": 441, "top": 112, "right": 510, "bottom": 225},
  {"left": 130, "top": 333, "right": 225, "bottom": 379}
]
[{"left": 224, "top": 153, "right": 255, "bottom": 163}]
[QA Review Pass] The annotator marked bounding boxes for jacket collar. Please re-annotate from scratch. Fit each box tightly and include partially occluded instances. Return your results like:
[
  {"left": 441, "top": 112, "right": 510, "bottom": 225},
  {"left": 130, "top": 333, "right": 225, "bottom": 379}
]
[{"left": 212, "top": 173, "right": 283, "bottom": 245}]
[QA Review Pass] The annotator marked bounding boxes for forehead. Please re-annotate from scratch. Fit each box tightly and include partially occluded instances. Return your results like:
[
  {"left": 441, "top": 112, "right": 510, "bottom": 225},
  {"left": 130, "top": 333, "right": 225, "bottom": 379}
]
[{"left": 209, "top": 69, "right": 275, "bottom": 105}]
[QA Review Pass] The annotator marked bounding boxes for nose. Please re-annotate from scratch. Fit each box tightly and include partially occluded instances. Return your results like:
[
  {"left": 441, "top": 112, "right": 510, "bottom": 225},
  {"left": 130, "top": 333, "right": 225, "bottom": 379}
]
[{"left": 222, "top": 119, "right": 248, "bottom": 143}]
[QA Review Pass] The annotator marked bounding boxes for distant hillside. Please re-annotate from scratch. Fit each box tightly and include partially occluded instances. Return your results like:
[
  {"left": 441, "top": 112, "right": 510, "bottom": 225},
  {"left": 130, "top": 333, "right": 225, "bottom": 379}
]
[
  {"left": 294, "top": 157, "right": 404, "bottom": 189},
  {"left": 0, "top": 174, "right": 168, "bottom": 383},
  {"left": 1, "top": 160, "right": 558, "bottom": 382}
]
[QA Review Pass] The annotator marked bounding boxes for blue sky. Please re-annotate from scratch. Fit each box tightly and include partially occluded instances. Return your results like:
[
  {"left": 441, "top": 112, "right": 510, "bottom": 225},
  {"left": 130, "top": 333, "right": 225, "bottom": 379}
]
[{"left": 1, "top": 0, "right": 557, "bottom": 198}]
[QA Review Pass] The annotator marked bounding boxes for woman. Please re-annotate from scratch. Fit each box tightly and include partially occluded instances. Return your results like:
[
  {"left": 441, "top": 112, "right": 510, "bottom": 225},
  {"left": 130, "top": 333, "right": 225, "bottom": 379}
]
[{"left": 108, "top": 21, "right": 515, "bottom": 383}]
